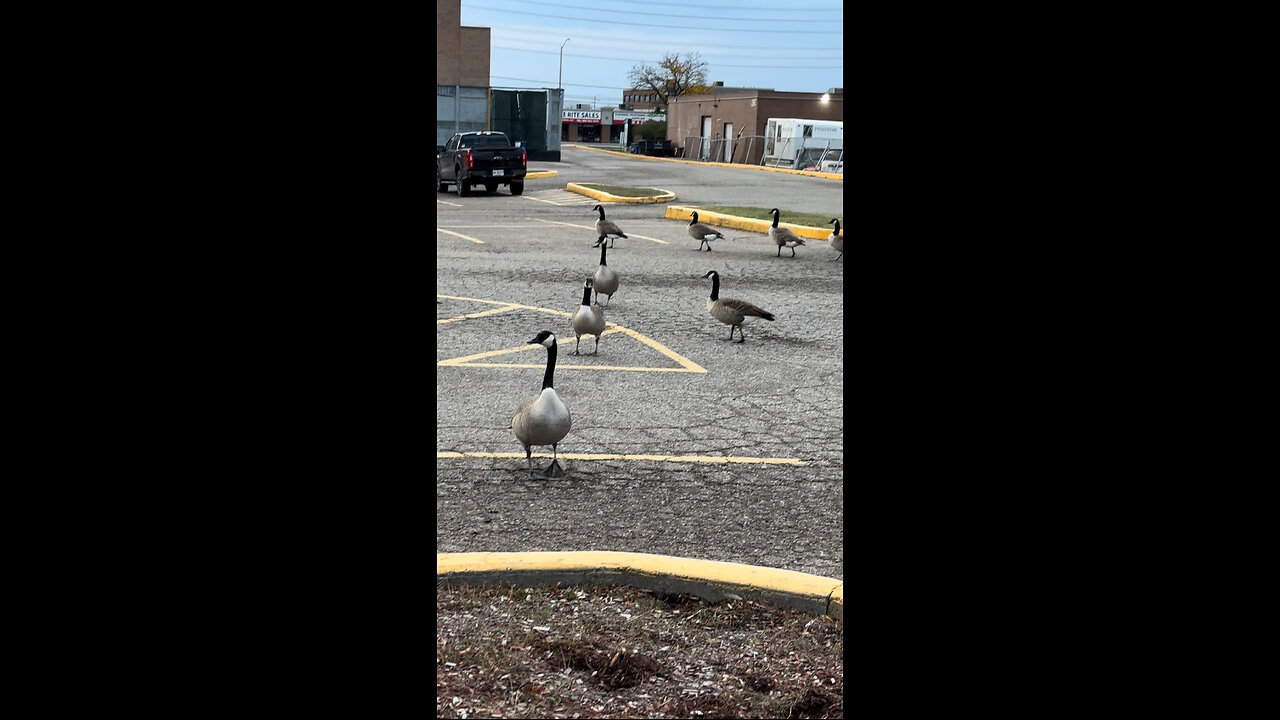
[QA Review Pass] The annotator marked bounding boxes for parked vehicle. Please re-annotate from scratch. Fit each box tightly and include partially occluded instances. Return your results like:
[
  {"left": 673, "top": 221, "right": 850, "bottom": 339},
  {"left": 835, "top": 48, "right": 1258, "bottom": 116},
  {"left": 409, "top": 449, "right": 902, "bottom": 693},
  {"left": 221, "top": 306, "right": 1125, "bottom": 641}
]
[
  {"left": 437, "top": 131, "right": 528, "bottom": 196},
  {"left": 761, "top": 118, "right": 843, "bottom": 169},
  {"left": 628, "top": 139, "right": 675, "bottom": 157}
]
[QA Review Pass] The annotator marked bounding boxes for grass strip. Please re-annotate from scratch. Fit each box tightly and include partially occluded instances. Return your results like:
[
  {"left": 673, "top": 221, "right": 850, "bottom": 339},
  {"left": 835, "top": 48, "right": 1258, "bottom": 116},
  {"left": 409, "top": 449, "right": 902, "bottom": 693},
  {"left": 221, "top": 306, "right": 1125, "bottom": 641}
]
[{"left": 577, "top": 182, "right": 672, "bottom": 198}]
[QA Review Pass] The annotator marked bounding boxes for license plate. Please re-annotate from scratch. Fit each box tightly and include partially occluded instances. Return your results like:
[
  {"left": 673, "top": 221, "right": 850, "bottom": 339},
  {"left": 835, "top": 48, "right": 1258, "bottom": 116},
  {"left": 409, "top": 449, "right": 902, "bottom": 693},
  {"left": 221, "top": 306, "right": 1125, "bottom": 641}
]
[{"left": 492, "top": 169, "right": 505, "bottom": 176}]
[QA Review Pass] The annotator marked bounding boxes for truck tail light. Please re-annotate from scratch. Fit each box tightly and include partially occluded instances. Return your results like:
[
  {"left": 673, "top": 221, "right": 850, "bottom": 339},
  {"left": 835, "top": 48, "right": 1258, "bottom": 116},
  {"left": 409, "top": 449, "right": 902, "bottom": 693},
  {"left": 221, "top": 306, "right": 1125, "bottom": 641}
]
[
  {"left": 464, "top": 151, "right": 473, "bottom": 170},
  {"left": 521, "top": 149, "right": 527, "bottom": 168}
]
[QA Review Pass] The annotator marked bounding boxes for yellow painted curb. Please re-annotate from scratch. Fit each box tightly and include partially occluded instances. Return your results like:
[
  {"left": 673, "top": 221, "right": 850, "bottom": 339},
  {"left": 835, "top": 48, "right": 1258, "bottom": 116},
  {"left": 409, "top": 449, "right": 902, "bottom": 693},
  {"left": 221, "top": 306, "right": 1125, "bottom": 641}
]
[
  {"left": 437, "top": 551, "right": 843, "bottom": 619},
  {"left": 569, "top": 143, "right": 842, "bottom": 181},
  {"left": 665, "top": 205, "right": 834, "bottom": 241},
  {"left": 525, "top": 170, "right": 557, "bottom": 179},
  {"left": 566, "top": 182, "right": 676, "bottom": 204}
]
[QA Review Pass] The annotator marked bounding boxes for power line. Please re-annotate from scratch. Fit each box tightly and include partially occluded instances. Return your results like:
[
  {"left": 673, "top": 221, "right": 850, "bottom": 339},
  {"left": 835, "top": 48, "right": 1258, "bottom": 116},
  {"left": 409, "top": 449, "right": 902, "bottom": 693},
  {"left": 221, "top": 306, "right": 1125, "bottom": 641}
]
[
  {"left": 488, "top": 31, "right": 843, "bottom": 54},
  {"left": 492, "top": 45, "right": 841, "bottom": 68},
  {"left": 592, "top": 0, "right": 843, "bottom": 9},
  {"left": 492, "top": 75, "right": 628, "bottom": 90},
  {"left": 504, "top": 0, "right": 841, "bottom": 21},
  {"left": 463, "top": 4, "right": 844, "bottom": 32}
]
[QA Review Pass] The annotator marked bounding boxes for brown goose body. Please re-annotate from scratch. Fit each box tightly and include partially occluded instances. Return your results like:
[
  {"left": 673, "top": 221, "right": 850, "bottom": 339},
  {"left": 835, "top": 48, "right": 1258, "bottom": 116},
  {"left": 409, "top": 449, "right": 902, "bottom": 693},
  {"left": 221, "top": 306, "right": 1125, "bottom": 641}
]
[
  {"left": 687, "top": 211, "right": 725, "bottom": 252},
  {"left": 702, "top": 270, "right": 774, "bottom": 343},
  {"left": 592, "top": 205, "right": 627, "bottom": 248},
  {"left": 828, "top": 218, "right": 843, "bottom": 260},
  {"left": 768, "top": 208, "right": 806, "bottom": 257},
  {"left": 592, "top": 243, "right": 619, "bottom": 305},
  {"left": 570, "top": 280, "right": 606, "bottom": 355},
  {"left": 511, "top": 330, "right": 572, "bottom": 479}
]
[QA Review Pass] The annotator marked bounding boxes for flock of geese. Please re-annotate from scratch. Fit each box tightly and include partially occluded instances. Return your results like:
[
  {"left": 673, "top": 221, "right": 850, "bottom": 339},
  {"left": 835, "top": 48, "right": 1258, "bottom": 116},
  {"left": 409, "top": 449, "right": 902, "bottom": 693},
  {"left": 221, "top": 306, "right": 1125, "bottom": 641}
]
[{"left": 508, "top": 203, "right": 842, "bottom": 479}]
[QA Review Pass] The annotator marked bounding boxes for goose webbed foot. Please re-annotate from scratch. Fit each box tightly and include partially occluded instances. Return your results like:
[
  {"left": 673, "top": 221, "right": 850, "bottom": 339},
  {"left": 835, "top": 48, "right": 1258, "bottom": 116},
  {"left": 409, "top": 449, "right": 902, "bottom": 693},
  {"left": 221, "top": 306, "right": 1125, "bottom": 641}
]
[{"left": 543, "top": 459, "right": 566, "bottom": 478}]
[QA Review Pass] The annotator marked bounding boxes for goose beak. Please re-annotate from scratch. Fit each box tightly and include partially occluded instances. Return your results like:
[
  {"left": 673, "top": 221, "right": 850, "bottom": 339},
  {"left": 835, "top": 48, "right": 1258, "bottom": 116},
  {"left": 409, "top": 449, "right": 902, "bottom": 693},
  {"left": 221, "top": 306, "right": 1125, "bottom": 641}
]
[{"left": 526, "top": 336, "right": 540, "bottom": 344}]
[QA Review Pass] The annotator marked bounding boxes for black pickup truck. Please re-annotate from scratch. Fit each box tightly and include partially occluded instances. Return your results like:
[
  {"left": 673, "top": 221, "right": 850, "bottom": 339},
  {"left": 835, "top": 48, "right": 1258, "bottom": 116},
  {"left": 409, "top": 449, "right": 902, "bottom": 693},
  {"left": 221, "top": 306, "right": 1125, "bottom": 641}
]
[{"left": 437, "top": 131, "right": 528, "bottom": 196}]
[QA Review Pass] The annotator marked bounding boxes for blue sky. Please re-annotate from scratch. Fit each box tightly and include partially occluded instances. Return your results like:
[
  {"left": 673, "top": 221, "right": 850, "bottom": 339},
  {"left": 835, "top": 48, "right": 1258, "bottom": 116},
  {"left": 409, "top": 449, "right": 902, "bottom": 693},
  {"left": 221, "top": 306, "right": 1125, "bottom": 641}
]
[{"left": 459, "top": 0, "right": 844, "bottom": 109}]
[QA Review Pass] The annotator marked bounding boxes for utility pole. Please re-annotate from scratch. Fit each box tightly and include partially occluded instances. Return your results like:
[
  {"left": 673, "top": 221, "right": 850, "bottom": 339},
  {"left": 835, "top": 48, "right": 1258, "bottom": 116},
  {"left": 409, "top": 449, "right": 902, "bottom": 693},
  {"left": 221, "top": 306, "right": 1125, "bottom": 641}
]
[{"left": 559, "top": 38, "right": 569, "bottom": 89}]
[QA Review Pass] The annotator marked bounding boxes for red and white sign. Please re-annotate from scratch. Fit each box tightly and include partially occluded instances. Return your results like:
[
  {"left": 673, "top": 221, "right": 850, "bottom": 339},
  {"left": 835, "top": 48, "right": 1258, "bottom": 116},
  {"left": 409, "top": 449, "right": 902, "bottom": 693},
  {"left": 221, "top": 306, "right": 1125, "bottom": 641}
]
[{"left": 562, "top": 110, "right": 601, "bottom": 124}]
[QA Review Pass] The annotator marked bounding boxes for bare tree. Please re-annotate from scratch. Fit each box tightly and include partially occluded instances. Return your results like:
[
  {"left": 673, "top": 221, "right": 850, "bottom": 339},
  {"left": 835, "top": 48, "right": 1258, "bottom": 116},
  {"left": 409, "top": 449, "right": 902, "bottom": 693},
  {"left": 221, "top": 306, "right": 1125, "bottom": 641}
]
[{"left": 626, "top": 52, "right": 710, "bottom": 110}]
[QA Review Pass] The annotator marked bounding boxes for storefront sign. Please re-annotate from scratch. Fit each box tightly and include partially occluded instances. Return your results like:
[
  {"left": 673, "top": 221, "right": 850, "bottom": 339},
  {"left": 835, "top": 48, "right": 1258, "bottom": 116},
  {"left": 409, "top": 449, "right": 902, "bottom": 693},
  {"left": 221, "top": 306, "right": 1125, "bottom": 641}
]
[{"left": 563, "top": 110, "right": 601, "bottom": 124}]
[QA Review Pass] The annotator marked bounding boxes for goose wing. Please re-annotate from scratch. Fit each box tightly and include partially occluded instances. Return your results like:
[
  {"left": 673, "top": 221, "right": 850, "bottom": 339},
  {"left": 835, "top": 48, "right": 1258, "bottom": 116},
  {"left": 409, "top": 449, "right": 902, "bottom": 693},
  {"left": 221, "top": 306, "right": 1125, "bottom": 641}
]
[
  {"left": 719, "top": 297, "right": 776, "bottom": 321},
  {"left": 597, "top": 219, "right": 626, "bottom": 236}
]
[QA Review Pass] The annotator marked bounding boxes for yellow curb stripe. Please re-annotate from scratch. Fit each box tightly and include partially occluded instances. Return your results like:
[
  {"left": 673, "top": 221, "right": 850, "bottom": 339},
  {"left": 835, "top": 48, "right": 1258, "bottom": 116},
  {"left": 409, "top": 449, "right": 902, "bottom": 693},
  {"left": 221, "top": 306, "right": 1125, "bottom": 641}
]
[
  {"left": 569, "top": 144, "right": 843, "bottom": 181},
  {"left": 436, "top": 199, "right": 463, "bottom": 207},
  {"left": 439, "top": 451, "right": 808, "bottom": 465},
  {"left": 531, "top": 218, "right": 669, "bottom": 244},
  {"left": 436, "top": 295, "right": 706, "bottom": 374},
  {"left": 525, "top": 170, "right": 558, "bottom": 178},
  {"left": 437, "top": 228, "right": 485, "bottom": 244},
  {"left": 665, "top": 205, "right": 835, "bottom": 241},
  {"left": 436, "top": 305, "right": 522, "bottom": 325},
  {"left": 566, "top": 182, "right": 676, "bottom": 204},
  {"left": 436, "top": 551, "right": 840, "bottom": 601}
]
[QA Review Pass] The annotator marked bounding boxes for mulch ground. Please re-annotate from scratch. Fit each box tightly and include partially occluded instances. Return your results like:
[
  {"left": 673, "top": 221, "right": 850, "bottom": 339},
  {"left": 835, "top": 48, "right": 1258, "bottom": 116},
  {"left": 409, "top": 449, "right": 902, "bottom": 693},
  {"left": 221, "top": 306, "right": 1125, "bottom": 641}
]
[{"left": 437, "top": 583, "right": 843, "bottom": 719}]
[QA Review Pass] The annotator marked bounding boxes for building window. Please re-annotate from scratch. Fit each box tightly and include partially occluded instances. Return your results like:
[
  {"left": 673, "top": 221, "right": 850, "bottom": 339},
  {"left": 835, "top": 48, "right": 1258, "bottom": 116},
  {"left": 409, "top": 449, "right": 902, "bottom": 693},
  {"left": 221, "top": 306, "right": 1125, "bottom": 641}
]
[{"left": 803, "top": 125, "right": 813, "bottom": 138}]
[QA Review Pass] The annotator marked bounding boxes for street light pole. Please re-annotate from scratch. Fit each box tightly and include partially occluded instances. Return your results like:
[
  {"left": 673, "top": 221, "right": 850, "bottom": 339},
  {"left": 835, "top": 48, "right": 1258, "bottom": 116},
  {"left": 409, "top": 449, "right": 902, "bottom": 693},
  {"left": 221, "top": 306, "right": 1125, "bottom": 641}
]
[{"left": 559, "top": 38, "right": 570, "bottom": 89}]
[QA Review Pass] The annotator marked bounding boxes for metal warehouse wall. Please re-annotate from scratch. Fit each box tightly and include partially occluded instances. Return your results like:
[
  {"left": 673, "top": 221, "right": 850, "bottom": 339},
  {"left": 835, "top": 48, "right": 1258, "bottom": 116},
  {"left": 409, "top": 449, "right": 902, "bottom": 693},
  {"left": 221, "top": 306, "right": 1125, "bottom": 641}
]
[
  {"left": 438, "top": 85, "right": 489, "bottom": 146},
  {"left": 490, "top": 88, "right": 563, "bottom": 162}
]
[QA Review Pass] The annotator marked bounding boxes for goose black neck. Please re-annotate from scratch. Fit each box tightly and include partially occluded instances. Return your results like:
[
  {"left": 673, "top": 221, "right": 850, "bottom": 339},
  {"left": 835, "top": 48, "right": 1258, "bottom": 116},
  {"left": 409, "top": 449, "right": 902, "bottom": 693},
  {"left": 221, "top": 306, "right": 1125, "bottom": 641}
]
[
  {"left": 834, "top": 220, "right": 841, "bottom": 234},
  {"left": 580, "top": 285, "right": 592, "bottom": 305},
  {"left": 595, "top": 206, "right": 605, "bottom": 220},
  {"left": 689, "top": 214, "right": 697, "bottom": 225},
  {"left": 598, "top": 244, "right": 607, "bottom": 265},
  {"left": 771, "top": 212, "right": 779, "bottom": 228},
  {"left": 709, "top": 273, "right": 719, "bottom": 301},
  {"left": 542, "top": 342, "right": 557, "bottom": 389}
]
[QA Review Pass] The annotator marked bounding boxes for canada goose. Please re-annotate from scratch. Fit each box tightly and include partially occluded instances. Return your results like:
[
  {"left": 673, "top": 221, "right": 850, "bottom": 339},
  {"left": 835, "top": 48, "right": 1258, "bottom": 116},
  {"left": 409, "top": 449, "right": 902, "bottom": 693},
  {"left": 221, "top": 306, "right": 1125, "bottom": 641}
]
[
  {"left": 828, "top": 219, "right": 843, "bottom": 261},
  {"left": 511, "top": 330, "right": 572, "bottom": 479},
  {"left": 688, "top": 211, "right": 726, "bottom": 252},
  {"left": 569, "top": 279, "right": 606, "bottom": 355},
  {"left": 768, "top": 208, "right": 806, "bottom": 258},
  {"left": 592, "top": 205, "right": 628, "bottom": 248},
  {"left": 702, "top": 270, "right": 775, "bottom": 343},
  {"left": 592, "top": 243, "right": 619, "bottom": 306}
]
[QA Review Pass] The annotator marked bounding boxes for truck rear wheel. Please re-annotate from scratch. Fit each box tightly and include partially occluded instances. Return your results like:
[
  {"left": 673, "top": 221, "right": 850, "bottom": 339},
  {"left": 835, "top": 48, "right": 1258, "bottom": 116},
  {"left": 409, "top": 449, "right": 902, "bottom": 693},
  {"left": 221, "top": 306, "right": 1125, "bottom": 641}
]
[
  {"left": 437, "top": 167, "right": 448, "bottom": 193},
  {"left": 510, "top": 181, "right": 524, "bottom": 196},
  {"left": 456, "top": 171, "right": 470, "bottom": 197}
]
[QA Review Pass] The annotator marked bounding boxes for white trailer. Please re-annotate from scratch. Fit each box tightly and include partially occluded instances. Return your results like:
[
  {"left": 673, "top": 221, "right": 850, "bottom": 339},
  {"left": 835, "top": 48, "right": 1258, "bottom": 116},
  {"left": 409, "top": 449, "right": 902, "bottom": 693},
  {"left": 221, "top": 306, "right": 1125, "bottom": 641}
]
[{"left": 761, "top": 118, "right": 843, "bottom": 170}]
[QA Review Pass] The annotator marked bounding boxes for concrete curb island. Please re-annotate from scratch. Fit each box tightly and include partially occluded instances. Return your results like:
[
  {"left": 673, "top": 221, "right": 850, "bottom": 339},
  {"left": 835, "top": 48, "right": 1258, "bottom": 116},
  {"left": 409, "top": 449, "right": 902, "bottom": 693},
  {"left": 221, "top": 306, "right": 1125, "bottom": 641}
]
[
  {"left": 437, "top": 551, "right": 844, "bottom": 620},
  {"left": 665, "top": 206, "right": 834, "bottom": 241},
  {"left": 566, "top": 182, "right": 676, "bottom": 204},
  {"left": 568, "top": 143, "right": 843, "bottom": 181}
]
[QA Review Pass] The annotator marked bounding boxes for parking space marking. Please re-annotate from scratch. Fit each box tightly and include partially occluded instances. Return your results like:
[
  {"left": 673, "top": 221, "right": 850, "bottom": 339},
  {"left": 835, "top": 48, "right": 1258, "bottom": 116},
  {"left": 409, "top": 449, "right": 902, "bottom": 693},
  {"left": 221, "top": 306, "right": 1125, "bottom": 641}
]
[
  {"left": 436, "top": 199, "right": 462, "bottom": 207},
  {"left": 437, "top": 304, "right": 523, "bottom": 325},
  {"left": 438, "top": 451, "right": 807, "bottom": 466},
  {"left": 532, "top": 218, "right": 670, "bottom": 244},
  {"left": 437, "top": 228, "right": 484, "bottom": 244},
  {"left": 437, "top": 294, "right": 707, "bottom": 373}
]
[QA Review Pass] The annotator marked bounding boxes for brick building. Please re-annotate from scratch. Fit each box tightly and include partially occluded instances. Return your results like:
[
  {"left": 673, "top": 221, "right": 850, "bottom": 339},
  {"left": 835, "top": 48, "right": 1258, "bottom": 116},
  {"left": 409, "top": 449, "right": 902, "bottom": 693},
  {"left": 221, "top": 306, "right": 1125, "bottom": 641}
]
[
  {"left": 436, "top": 0, "right": 491, "bottom": 146},
  {"left": 666, "top": 88, "right": 844, "bottom": 163}
]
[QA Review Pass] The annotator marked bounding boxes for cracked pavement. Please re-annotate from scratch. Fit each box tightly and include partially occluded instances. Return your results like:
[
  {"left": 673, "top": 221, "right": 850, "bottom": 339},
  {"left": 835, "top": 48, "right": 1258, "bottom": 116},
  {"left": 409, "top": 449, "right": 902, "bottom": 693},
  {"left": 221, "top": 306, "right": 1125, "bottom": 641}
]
[{"left": 437, "top": 146, "right": 844, "bottom": 580}]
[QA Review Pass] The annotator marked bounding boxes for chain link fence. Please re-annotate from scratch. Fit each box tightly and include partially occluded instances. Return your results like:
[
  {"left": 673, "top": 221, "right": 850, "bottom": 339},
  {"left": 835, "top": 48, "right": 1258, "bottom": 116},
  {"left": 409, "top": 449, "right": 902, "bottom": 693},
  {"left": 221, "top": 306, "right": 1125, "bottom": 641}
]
[{"left": 677, "top": 133, "right": 842, "bottom": 173}]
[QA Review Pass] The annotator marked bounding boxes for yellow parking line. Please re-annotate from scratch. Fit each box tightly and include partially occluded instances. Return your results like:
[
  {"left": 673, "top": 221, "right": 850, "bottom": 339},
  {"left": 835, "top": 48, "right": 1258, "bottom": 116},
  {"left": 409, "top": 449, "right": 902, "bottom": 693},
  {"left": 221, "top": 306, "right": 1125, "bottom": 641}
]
[
  {"left": 532, "top": 218, "right": 670, "bottom": 244},
  {"left": 436, "top": 199, "right": 462, "bottom": 207},
  {"left": 436, "top": 305, "right": 522, "bottom": 325},
  {"left": 437, "top": 228, "right": 484, "bottom": 244},
  {"left": 436, "top": 294, "right": 706, "bottom": 374},
  {"left": 438, "top": 451, "right": 807, "bottom": 466}
]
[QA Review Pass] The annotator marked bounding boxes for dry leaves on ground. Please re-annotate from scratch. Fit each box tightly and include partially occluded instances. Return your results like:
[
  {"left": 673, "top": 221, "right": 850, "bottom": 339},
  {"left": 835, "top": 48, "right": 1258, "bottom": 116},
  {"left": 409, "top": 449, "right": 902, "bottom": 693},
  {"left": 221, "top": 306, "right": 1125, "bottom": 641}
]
[{"left": 437, "top": 583, "right": 842, "bottom": 719}]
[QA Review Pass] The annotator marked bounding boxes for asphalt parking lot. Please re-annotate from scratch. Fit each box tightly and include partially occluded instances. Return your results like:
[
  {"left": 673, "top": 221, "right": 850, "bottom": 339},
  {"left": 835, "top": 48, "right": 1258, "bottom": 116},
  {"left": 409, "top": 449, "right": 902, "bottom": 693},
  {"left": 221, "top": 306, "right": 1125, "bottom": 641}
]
[{"left": 436, "top": 145, "right": 845, "bottom": 580}]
